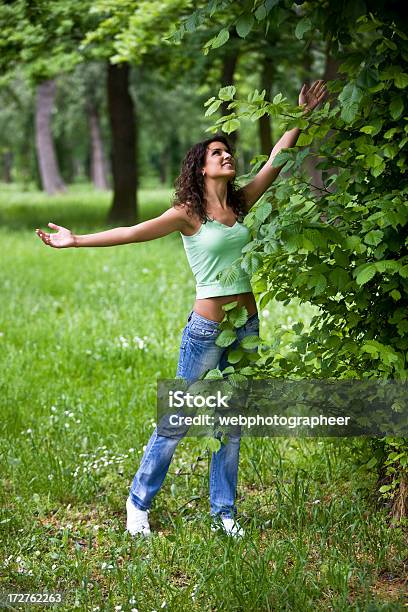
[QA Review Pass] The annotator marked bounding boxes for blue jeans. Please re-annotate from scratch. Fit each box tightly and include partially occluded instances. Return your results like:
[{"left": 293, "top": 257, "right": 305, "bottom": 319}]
[{"left": 130, "top": 309, "right": 260, "bottom": 518}]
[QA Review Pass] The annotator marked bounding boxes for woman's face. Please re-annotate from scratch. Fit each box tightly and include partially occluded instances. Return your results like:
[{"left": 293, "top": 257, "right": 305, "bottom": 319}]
[{"left": 202, "top": 141, "right": 235, "bottom": 180}]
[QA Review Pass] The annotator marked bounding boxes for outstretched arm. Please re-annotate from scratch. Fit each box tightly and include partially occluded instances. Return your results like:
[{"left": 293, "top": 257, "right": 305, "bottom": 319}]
[
  {"left": 35, "top": 206, "right": 190, "bottom": 249},
  {"left": 241, "top": 80, "right": 327, "bottom": 210}
]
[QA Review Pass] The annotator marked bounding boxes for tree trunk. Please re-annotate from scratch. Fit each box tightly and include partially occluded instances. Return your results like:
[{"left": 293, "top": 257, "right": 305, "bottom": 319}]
[
  {"left": 324, "top": 51, "right": 341, "bottom": 81},
  {"left": 316, "top": 48, "right": 341, "bottom": 192},
  {"left": 107, "top": 62, "right": 137, "bottom": 223},
  {"left": 2, "top": 151, "right": 12, "bottom": 183},
  {"left": 221, "top": 46, "right": 239, "bottom": 148},
  {"left": 303, "top": 44, "right": 340, "bottom": 195},
  {"left": 159, "top": 149, "right": 168, "bottom": 185},
  {"left": 259, "top": 57, "right": 273, "bottom": 155},
  {"left": 35, "top": 79, "right": 65, "bottom": 194},
  {"left": 87, "top": 102, "right": 108, "bottom": 190}
]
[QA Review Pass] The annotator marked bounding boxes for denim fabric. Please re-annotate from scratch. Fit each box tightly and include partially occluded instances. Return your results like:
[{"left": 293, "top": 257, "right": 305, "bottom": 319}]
[{"left": 130, "top": 310, "right": 259, "bottom": 518}]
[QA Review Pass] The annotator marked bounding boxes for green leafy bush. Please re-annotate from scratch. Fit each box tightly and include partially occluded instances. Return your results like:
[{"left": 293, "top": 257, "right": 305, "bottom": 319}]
[{"left": 208, "top": 12, "right": 408, "bottom": 519}]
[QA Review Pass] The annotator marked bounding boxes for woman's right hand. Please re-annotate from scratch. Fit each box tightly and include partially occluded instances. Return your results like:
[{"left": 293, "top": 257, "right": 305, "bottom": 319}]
[{"left": 36, "top": 222, "right": 76, "bottom": 248}]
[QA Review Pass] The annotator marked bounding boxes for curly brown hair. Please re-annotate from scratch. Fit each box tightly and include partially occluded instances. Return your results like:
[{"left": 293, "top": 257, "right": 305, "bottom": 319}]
[{"left": 172, "top": 134, "right": 247, "bottom": 224}]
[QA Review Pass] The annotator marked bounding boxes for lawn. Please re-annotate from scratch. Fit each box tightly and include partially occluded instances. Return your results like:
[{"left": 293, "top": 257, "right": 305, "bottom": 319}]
[{"left": 0, "top": 186, "right": 407, "bottom": 611}]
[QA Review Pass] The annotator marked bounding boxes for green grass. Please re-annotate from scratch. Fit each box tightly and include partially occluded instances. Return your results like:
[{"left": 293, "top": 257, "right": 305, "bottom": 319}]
[{"left": 1, "top": 185, "right": 407, "bottom": 611}]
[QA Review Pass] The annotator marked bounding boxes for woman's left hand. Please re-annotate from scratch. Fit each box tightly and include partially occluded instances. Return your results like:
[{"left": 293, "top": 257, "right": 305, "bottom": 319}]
[{"left": 298, "top": 80, "right": 327, "bottom": 112}]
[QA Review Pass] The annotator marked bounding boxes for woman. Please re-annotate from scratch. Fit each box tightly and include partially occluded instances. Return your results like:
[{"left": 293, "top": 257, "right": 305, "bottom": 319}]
[{"left": 36, "top": 80, "right": 327, "bottom": 537}]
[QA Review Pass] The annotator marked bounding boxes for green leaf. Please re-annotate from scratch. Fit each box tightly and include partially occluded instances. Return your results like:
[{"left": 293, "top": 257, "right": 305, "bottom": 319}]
[
  {"left": 365, "top": 456, "right": 378, "bottom": 469},
  {"left": 218, "top": 85, "right": 236, "bottom": 101},
  {"left": 364, "top": 230, "right": 383, "bottom": 246},
  {"left": 216, "top": 329, "right": 237, "bottom": 347},
  {"left": 240, "top": 335, "right": 260, "bottom": 349},
  {"left": 309, "top": 273, "right": 327, "bottom": 296},
  {"left": 390, "top": 96, "right": 404, "bottom": 120},
  {"left": 271, "top": 150, "right": 292, "bottom": 168},
  {"left": 329, "top": 267, "right": 350, "bottom": 291},
  {"left": 204, "top": 368, "right": 223, "bottom": 380},
  {"left": 222, "top": 118, "right": 240, "bottom": 134},
  {"left": 185, "top": 14, "right": 197, "bottom": 33},
  {"left": 354, "top": 264, "right": 377, "bottom": 286},
  {"left": 375, "top": 260, "right": 399, "bottom": 273},
  {"left": 230, "top": 306, "right": 249, "bottom": 328},
  {"left": 344, "top": 235, "right": 363, "bottom": 252},
  {"left": 250, "top": 107, "right": 268, "bottom": 121},
  {"left": 390, "top": 289, "right": 401, "bottom": 301},
  {"left": 255, "top": 5, "right": 267, "bottom": 20},
  {"left": 222, "top": 301, "right": 238, "bottom": 312},
  {"left": 397, "top": 319, "right": 408, "bottom": 335},
  {"left": 211, "top": 28, "right": 230, "bottom": 49},
  {"left": 227, "top": 348, "right": 245, "bottom": 364},
  {"left": 227, "top": 373, "right": 248, "bottom": 386},
  {"left": 303, "top": 229, "right": 327, "bottom": 250},
  {"left": 360, "top": 125, "right": 376, "bottom": 135},
  {"left": 239, "top": 366, "right": 255, "bottom": 376},
  {"left": 366, "top": 153, "right": 383, "bottom": 169},
  {"left": 383, "top": 144, "right": 398, "bottom": 159},
  {"left": 204, "top": 96, "right": 216, "bottom": 107},
  {"left": 384, "top": 127, "right": 399, "bottom": 139},
  {"left": 295, "top": 17, "right": 312, "bottom": 40},
  {"left": 235, "top": 14, "right": 254, "bottom": 38},
  {"left": 339, "top": 83, "right": 363, "bottom": 123},
  {"left": 205, "top": 99, "right": 222, "bottom": 116},
  {"left": 361, "top": 340, "right": 381, "bottom": 358},
  {"left": 217, "top": 264, "right": 240, "bottom": 287},
  {"left": 206, "top": 437, "right": 222, "bottom": 452},
  {"left": 297, "top": 132, "right": 313, "bottom": 146},
  {"left": 254, "top": 201, "right": 272, "bottom": 222},
  {"left": 370, "top": 159, "right": 386, "bottom": 177},
  {"left": 394, "top": 73, "right": 408, "bottom": 88},
  {"left": 333, "top": 247, "right": 349, "bottom": 267},
  {"left": 242, "top": 252, "right": 262, "bottom": 275},
  {"left": 399, "top": 264, "right": 408, "bottom": 278}
]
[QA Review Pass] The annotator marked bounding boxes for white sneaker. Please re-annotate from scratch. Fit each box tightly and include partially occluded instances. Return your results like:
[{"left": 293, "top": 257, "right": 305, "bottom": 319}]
[
  {"left": 211, "top": 516, "right": 245, "bottom": 538},
  {"left": 126, "top": 497, "right": 151, "bottom": 536}
]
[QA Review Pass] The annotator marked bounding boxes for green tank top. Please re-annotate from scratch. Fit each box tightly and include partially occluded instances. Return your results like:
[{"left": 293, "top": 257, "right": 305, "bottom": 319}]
[{"left": 180, "top": 217, "right": 252, "bottom": 299}]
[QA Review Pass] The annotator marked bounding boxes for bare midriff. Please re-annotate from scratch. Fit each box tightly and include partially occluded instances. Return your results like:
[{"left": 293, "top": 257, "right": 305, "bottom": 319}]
[{"left": 193, "top": 291, "right": 257, "bottom": 323}]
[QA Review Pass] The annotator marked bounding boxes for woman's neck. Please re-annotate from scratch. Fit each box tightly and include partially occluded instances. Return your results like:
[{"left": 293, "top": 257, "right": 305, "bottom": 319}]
[{"left": 204, "top": 178, "right": 229, "bottom": 210}]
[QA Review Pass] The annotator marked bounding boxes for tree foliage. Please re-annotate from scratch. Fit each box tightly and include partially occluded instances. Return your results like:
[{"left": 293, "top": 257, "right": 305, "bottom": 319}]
[{"left": 182, "top": 1, "right": 408, "bottom": 518}]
